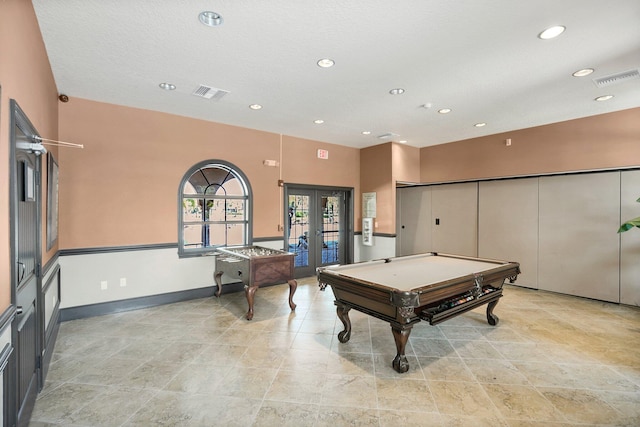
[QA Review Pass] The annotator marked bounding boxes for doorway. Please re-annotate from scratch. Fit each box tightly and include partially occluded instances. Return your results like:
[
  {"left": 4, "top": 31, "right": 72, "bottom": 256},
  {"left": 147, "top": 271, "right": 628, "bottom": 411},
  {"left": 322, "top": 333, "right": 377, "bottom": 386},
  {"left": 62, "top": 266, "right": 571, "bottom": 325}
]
[
  {"left": 285, "top": 186, "right": 353, "bottom": 277},
  {"left": 10, "top": 100, "right": 43, "bottom": 427}
]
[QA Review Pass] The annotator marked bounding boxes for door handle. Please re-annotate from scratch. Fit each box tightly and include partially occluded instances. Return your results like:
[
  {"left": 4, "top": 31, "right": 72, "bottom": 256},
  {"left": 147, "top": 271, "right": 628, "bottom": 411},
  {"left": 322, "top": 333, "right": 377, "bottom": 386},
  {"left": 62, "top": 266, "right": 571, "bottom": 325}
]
[
  {"left": 17, "top": 261, "right": 26, "bottom": 282},
  {"left": 16, "top": 306, "right": 24, "bottom": 315}
]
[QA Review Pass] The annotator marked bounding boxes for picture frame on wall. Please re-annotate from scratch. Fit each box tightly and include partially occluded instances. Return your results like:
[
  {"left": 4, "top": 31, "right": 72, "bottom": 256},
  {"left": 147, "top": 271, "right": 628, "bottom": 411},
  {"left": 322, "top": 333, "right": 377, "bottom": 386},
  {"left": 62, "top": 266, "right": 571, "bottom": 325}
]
[{"left": 47, "top": 152, "right": 59, "bottom": 250}]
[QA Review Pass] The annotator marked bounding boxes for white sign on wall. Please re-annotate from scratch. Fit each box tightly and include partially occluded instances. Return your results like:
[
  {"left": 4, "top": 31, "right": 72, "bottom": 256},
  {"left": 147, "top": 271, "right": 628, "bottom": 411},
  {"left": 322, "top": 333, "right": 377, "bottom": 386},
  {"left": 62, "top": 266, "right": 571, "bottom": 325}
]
[
  {"left": 363, "top": 192, "right": 376, "bottom": 218},
  {"left": 362, "top": 218, "right": 374, "bottom": 246}
]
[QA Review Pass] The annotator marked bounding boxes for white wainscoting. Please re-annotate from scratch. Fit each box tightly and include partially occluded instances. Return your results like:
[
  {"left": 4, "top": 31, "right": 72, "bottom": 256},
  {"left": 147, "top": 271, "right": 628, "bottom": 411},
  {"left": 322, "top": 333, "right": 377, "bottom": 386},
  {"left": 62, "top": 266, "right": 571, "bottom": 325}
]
[
  {"left": 355, "top": 235, "right": 396, "bottom": 262},
  {"left": 59, "top": 248, "right": 216, "bottom": 309}
]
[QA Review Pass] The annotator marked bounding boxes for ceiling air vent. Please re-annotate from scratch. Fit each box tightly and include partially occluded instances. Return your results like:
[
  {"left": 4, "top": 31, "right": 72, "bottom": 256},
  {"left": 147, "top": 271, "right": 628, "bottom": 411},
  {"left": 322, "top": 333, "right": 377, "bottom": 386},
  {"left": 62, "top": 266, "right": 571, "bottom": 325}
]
[
  {"left": 593, "top": 69, "right": 639, "bottom": 88},
  {"left": 377, "top": 132, "right": 399, "bottom": 141},
  {"left": 192, "top": 84, "right": 229, "bottom": 100}
]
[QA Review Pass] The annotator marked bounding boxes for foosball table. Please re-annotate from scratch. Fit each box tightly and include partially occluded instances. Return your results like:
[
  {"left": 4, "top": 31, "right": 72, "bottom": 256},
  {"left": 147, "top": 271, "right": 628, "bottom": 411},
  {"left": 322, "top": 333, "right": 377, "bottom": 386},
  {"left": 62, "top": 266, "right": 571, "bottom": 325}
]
[{"left": 214, "top": 245, "right": 297, "bottom": 320}]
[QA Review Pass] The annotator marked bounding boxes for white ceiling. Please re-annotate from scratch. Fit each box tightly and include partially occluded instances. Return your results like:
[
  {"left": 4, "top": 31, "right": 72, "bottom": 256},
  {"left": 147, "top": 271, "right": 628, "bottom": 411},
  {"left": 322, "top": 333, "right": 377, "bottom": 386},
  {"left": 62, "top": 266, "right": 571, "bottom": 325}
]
[{"left": 32, "top": 0, "right": 640, "bottom": 149}]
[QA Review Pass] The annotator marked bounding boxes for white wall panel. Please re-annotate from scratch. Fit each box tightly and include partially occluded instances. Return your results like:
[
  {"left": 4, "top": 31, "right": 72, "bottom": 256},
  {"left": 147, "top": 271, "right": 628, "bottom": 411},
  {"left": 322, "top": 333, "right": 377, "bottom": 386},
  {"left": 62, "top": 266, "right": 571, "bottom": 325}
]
[
  {"left": 432, "top": 182, "right": 478, "bottom": 257},
  {"left": 479, "top": 178, "right": 539, "bottom": 288},
  {"left": 620, "top": 170, "right": 640, "bottom": 306},
  {"left": 396, "top": 186, "right": 431, "bottom": 256},
  {"left": 42, "top": 263, "right": 60, "bottom": 331},
  {"left": 539, "top": 172, "right": 620, "bottom": 302},
  {"left": 356, "top": 235, "right": 396, "bottom": 262}
]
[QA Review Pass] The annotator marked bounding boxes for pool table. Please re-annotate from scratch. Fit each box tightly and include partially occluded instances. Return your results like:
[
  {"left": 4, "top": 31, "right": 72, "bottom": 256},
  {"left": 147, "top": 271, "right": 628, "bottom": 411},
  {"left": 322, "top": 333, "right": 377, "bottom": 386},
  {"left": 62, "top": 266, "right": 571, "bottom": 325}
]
[{"left": 317, "top": 252, "right": 520, "bottom": 373}]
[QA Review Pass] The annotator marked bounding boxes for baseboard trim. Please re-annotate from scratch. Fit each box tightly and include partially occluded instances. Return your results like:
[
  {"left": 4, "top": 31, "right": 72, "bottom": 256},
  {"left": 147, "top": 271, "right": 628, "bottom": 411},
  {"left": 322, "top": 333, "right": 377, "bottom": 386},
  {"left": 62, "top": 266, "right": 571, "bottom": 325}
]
[{"left": 59, "top": 284, "right": 240, "bottom": 321}]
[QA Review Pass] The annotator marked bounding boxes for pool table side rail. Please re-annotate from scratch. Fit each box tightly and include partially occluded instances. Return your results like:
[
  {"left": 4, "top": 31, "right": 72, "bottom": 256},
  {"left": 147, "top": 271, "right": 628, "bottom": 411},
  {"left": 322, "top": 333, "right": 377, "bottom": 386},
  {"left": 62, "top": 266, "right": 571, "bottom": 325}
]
[
  {"left": 413, "top": 262, "right": 520, "bottom": 305},
  {"left": 318, "top": 273, "right": 406, "bottom": 323},
  {"left": 318, "top": 260, "right": 520, "bottom": 306},
  {"left": 317, "top": 258, "right": 520, "bottom": 326}
]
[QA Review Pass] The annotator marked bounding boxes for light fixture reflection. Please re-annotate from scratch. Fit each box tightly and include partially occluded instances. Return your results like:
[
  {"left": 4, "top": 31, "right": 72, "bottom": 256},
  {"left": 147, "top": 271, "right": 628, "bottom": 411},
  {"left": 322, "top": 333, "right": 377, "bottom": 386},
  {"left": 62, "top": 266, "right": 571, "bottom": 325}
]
[
  {"left": 572, "top": 68, "right": 594, "bottom": 77},
  {"left": 539, "top": 25, "right": 565, "bottom": 40},
  {"left": 317, "top": 59, "right": 335, "bottom": 68}
]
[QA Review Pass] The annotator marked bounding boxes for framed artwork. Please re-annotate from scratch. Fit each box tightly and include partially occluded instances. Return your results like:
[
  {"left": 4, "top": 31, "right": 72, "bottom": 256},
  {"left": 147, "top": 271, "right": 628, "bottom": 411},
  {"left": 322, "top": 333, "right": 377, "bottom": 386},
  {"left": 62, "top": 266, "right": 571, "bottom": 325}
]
[{"left": 47, "top": 153, "right": 59, "bottom": 250}]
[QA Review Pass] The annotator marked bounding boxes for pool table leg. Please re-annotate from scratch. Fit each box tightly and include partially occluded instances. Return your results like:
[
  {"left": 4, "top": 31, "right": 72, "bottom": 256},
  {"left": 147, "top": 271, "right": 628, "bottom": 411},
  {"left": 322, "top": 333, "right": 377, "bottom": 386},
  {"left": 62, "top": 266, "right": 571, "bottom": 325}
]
[
  {"left": 391, "top": 325, "right": 412, "bottom": 373},
  {"left": 213, "top": 271, "right": 223, "bottom": 297},
  {"left": 486, "top": 299, "right": 499, "bottom": 326},
  {"left": 335, "top": 303, "right": 352, "bottom": 342},
  {"left": 287, "top": 279, "right": 297, "bottom": 312}
]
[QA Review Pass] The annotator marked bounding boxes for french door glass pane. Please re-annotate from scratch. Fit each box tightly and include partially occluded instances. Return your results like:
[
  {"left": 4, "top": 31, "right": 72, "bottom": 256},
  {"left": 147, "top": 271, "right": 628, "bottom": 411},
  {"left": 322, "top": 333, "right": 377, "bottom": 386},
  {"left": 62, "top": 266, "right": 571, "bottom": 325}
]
[
  {"left": 321, "top": 195, "right": 340, "bottom": 264},
  {"left": 288, "top": 195, "right": 310, "bottom": 267}
]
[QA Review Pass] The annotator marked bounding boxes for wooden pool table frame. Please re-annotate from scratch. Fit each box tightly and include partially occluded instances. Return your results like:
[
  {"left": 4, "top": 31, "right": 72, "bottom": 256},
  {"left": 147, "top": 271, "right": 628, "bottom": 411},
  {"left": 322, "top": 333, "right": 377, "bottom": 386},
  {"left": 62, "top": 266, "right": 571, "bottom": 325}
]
[{"left": 317, "top": 252, "right": 520, "bottom": 373}]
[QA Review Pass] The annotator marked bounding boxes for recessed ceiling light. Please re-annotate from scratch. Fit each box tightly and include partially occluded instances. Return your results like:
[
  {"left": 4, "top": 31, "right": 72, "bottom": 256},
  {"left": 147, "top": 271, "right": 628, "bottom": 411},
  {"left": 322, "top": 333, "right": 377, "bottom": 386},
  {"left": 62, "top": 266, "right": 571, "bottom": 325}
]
[
  {"left": 572, "top": 68, "right": 594, "bottom": 77},
  {"left": 474, "top": 122, "right": 487, "bottom": 127},
  {"left": 314, "top": 119, "right": 324, "bottom": 124},
  {"left": 398, "top": 140, "right": 407, "bottom": 144},
  {"left": 389, "top": 88, "right": 405, "bottom": 95},
  {"left": 249, "top": 104, "right": 262, "bottom": 110},
  {"left": 317, "top": 59, "right": 335, "bottom": 68},
  {"left": 438, "top": 108, "right": 452, "bottom": 114},
  {"left": 361, "top": 131, "right": 371, "bottom": 135},
  {"left": 595, "top": 95, "right": 614, "bottom": 101},
  {"left": 538, "top": 25, "right": 565, "bottom": 40},
  {"left": 159, "top": 82, "right": 176, "bottom": 90},
  {"left": 199, "top": 11, "right": 223, "bottom": 27}
]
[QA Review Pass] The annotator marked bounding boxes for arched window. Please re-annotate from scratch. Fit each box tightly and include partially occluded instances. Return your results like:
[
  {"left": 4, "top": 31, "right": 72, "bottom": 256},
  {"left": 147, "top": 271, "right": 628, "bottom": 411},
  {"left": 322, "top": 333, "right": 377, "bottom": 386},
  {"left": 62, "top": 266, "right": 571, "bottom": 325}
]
[{"left": 179, "top": 160, "right": 252, "bottom": 256}]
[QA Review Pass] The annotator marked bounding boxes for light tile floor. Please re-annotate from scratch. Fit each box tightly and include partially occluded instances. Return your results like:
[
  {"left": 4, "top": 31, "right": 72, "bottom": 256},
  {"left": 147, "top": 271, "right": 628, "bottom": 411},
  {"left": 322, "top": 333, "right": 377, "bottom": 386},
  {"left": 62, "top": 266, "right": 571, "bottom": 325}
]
[{"left": 30, "top": 278, "right": 640, "bottom": 426}]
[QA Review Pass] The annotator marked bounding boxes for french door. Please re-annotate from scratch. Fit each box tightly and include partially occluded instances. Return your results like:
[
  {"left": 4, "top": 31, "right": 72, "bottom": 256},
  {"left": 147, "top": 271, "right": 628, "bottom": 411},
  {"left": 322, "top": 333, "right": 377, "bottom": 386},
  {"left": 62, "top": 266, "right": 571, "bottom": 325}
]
[{"left": 285, "top": 186, "right": 352, "bottom": 277}]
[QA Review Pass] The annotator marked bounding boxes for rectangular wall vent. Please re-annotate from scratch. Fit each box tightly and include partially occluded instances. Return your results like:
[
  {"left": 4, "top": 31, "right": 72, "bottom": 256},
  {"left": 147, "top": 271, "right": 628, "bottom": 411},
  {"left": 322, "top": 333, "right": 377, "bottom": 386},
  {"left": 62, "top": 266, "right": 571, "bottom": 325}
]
[
  {"left": 377, "top": 132, "right": 399, "bottom": 140},
  {"left": 593, "top": 69, "right": 639, "bottom": 88},
  {"left": 192, "top": 84, "right": 229, "bottom": 100}
]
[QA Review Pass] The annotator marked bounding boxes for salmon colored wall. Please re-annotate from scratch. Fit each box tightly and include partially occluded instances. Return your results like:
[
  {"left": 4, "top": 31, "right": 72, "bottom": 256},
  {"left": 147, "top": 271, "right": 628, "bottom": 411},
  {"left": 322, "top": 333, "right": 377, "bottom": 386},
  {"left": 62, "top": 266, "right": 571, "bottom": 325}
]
[
  {"left": 420, "top": 108, "right": 640, "bottom": 183},
  {"left": 58, "top": 98, "right": 361, "bottom": 249},
  {"left": 360, "top": 143, "right": 394, "bottom": 234},
  {"left": 0, "top": 0, "right": 59, "bottom": 310},
  {"left": 282, "top": 135, "right": 361, "bottom": 229},
  {"left": 392, "top": 143, "right": 420, "bottom": 183}
]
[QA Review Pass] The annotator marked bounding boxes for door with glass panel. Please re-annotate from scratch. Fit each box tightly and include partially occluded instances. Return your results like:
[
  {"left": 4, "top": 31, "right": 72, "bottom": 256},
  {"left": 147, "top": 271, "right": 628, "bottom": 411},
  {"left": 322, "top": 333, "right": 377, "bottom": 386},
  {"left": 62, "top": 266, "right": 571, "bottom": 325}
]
[{"left": 286, "top": 187, "right": 349, "bottom": 277}]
